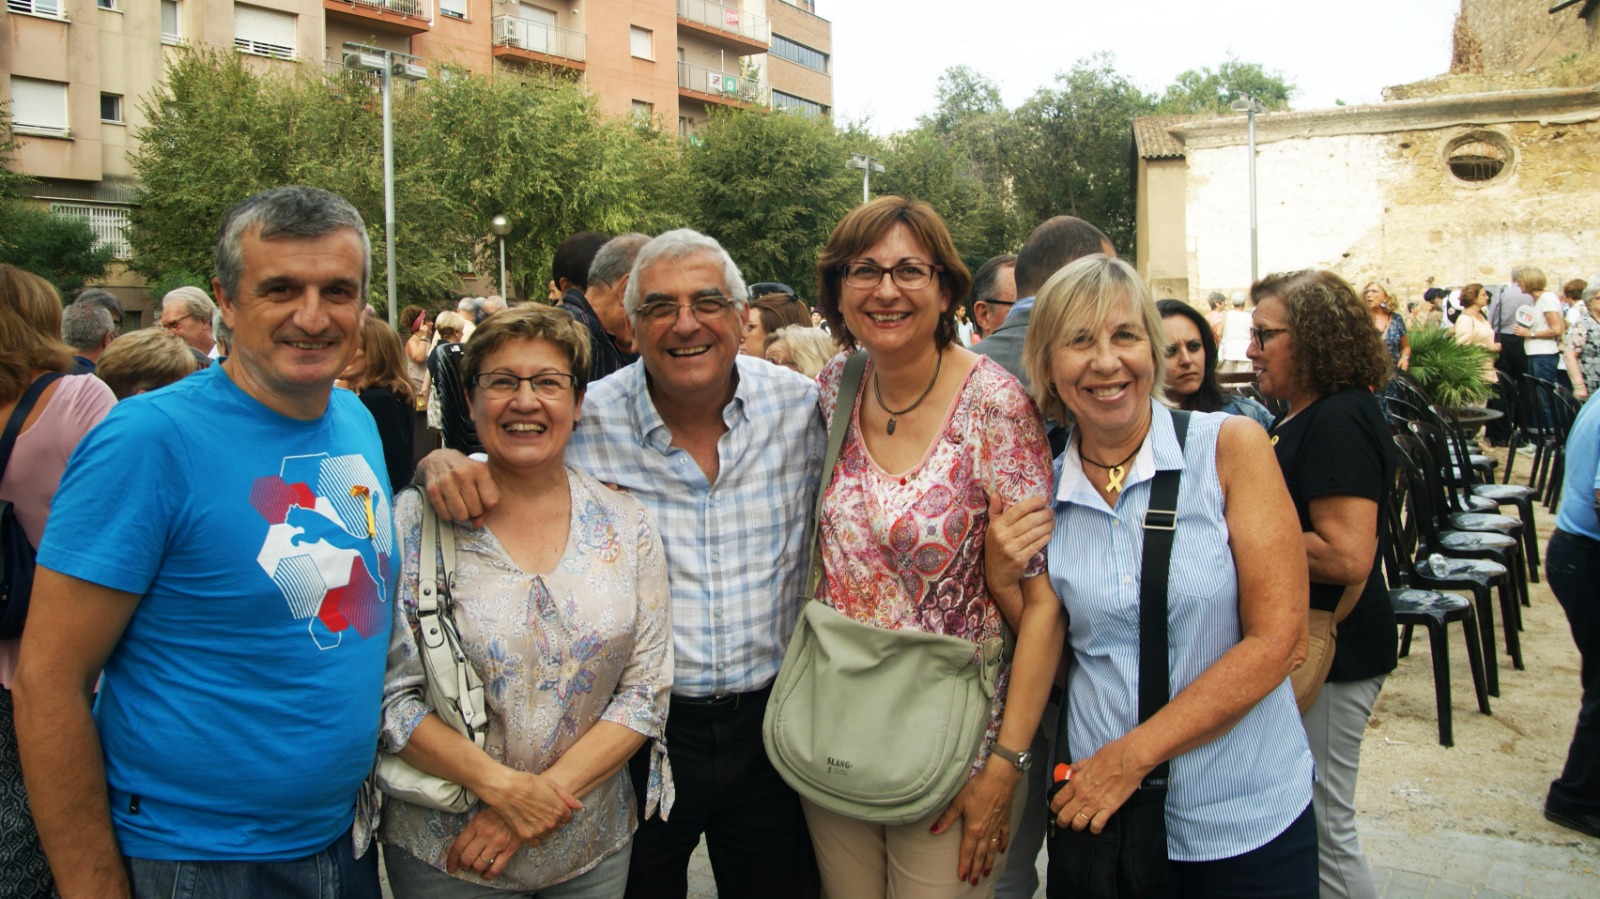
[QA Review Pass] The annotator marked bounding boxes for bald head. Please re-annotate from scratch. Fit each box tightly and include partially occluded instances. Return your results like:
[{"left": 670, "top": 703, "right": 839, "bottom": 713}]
[{"left": 1014, "top": 216, "right": 1114, "bottom": 298}]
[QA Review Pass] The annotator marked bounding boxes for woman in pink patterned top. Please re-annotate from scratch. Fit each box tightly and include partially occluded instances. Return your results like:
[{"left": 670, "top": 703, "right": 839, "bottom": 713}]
[{"left": 805, "top": 198, "right": 1065, "bottom": 899}]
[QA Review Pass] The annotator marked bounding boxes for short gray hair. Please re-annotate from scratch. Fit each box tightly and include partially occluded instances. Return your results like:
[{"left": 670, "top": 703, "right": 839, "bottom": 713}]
[
  {"left": 623, "top": 229, "right": 747, "bottom": 318},
  {"left": 74, "top": 288, "right": 124, "bottom": 323},
  {"left": 214, "top": 186, "right": 369, "bottom": 302},
  {"left": 61, "top": 302, "right": 114, "bottom": 351},
  {"left": 163, "top": 285, "right": 216, "bottom": 322},
  {"left": 589, "top": 233, "right": 650, "bottom": 288}
]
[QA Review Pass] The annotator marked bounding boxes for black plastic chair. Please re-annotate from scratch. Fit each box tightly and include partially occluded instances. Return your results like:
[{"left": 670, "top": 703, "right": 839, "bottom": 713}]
[{"left": 1393, "top": 587, "right": 1491, "bottom": 747}]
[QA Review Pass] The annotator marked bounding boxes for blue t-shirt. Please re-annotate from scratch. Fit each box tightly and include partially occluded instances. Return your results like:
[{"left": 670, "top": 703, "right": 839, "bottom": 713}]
[
  {"left": 1556, "top": 396, "right": 1600, "bottom": 542},
  {"left": 38, "top": 365, "right": 394, "bottom": 861}
]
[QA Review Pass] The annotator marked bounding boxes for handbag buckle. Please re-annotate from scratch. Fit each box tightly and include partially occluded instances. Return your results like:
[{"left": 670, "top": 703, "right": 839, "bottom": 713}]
[{"left": 1142, "top": 508, "right": 1177, "bottom": 531}]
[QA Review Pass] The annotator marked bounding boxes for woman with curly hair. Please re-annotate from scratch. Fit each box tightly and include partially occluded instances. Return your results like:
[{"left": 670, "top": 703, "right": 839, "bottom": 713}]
[{"left": 1248, "top": 270, "right": 1396, "bottom": 899}]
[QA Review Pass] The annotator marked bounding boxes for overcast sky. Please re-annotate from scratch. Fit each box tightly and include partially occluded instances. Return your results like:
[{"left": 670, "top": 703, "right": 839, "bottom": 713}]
[{"left": 819, "top": 0, "right": 1463, "bottom": 134}]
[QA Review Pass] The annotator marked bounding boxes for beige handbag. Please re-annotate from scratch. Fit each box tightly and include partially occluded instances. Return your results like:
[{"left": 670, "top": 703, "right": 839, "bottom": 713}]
[{"left": 1292, "top": 583, "right": 1363, "bottom": 713}]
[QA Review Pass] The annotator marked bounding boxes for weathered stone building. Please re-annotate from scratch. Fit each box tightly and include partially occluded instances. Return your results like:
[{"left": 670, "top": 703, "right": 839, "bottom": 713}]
[{"left": 1134, "top": 1, "right": 1600, "bottom": 304}]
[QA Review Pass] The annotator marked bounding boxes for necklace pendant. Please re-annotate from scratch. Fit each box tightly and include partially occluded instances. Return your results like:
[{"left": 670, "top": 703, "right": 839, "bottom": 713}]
[
  {"left": 1106, "top": 464, "right": 1126, "bottom": 493},
  {"left": 886, "top": 417, "right": 897, "bottom": 436}
]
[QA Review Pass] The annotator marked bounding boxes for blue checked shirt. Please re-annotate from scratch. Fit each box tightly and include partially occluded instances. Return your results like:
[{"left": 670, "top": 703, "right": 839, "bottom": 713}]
[{"left": 568, "top": 355, "right": 825, "bottom": 697}]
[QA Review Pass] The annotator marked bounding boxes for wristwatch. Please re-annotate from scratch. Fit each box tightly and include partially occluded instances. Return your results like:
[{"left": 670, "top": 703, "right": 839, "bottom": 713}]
[{"left": 989, "top": 742, "right": 1033, "bottom": 772}]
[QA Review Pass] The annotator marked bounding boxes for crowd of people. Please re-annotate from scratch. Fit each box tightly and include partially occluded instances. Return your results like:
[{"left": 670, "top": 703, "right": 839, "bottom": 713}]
[{"left": 0, "top": 183, "right": 1594, "bottom": 899}]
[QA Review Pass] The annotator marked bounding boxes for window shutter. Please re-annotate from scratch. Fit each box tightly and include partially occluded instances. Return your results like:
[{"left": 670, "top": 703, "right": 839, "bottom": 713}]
[
  {"left": 9, "top": 77, "right": 68, "bottom": 131},
  {"left": 234, "top": 4, "right": 296, "bottom": 60}
]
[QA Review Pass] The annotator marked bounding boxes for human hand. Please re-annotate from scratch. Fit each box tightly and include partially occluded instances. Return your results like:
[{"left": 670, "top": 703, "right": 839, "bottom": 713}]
[
  {"left": 985, "top": 494, "right": 1053, "bottom": 593},
  {"left": 1578, "top": 385, "right": 1590, "bottom": 401},
  {"left": 1513, "top": 325, "right": 1531, "bottom": 339},
  {"left": 1398, "top": 356, "right": 1411, "bottom": 371},
  {"left": 480, "top": 769, "right": 584, "bottom": 844},
  {"left": 445, "top": 806, "right": 522, "bottom": 881},
  {"left": 1048, "top": 736, "right": 1152, "bottom": 834},
  {"left": 930, "top": 761, "right": 1020, "bottom": 884},
  {"left": 419, "top": 449, "right": 498, "bottom": 526}
]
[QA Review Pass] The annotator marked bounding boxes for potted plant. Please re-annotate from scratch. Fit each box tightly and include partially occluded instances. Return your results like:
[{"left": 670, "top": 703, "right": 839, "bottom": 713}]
[{"left": 1406, "top": 327, "right": 1495, "bottom": 409}]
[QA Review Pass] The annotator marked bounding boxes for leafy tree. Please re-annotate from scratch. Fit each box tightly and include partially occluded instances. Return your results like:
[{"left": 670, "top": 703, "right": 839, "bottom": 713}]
[
  {"left": 0, "top": 203, "right": 115, "bottom": 297},
  {"left": 1153, "top": 59, "right": 1296, "bottom": 114},
  {"left": 684, "top": 107, "right": 859, "bottom": 298},
  {"left": 1011, "top": 54, "right": 1154, "bottom": 262},
  {"left": 145, "top": 269, "right": 211, "bottom": 301}
]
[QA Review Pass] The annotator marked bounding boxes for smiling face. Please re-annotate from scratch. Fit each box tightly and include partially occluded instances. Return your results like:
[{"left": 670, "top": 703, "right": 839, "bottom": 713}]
[
  {"left": 839, "top": 223, "right": 950, "bottom": 360},
  {"left": 469, "top": 337, "right": 581, "bottom": 477},
  {"left": 633, "top": 250, "right": 742, "bottom": 408},
  {"left": 1048, "top": 296, "right": 1156, "bottom": 443},
  {"left": 1160, "top": 313, "right": 1206, "bottom": 399},
  {"left": 215, "top": 226, "right": 367, "bottom": 419}
]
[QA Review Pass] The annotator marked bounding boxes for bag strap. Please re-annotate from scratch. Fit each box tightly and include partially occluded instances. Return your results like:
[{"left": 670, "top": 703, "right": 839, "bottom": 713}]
[
  {"left": 1, "top": 373, "right": 66, "bottom": 480},
  {"left": 409, "top": 488, "right": 484, "bottom": 747},
  {"left": 804, "top": 351, "right": 868, "bottom": 599}
]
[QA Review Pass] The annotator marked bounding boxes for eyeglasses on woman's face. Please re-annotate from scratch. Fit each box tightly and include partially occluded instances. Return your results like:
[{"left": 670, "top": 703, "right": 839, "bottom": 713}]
[
  {"left": 471, "top": 371, "right": 577, "bottom": 398},
  {"left": 838, "top": 262, "right": 942, "bottom": 291},
  {"left": 1249, "top": 327, "right": 1289, "bottom": 351}
]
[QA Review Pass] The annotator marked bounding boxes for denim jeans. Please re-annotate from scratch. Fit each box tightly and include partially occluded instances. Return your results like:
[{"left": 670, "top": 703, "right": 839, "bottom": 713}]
[
  {"left": 385, "top": 844, "right": 630, "bottom": 899},
  {"left": 126, "top": 827, "right": 379, "bottom": 899}
]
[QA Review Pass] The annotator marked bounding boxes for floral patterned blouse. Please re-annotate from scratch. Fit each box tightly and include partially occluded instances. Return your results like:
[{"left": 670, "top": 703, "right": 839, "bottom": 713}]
[
  {"left": 815, "top": 353, "right": 1053, "bottom": 769},
  {"left": 380, "top": 469, "right": 672, "bottom": 891},
  {"left": 1566, "top": 312, "right": 1600, "bottom": 397}
]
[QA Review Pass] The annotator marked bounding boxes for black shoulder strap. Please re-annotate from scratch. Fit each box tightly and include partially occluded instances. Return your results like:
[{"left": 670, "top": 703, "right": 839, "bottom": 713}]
[
  {"left": 1139, "top": 410, "right": 1187, "bottom": 783},
  {"left": 0, "top": 373, "right": 67, "bottom": 480}
]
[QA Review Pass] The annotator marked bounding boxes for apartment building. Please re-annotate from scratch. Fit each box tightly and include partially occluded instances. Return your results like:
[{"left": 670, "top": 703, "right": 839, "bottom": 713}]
[{"left": 2, "top": 0, "right": 833, "bottom": 307}]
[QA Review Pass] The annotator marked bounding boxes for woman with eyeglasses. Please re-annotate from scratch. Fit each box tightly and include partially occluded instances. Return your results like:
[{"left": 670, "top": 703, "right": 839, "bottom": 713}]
[
  {"left": 380, "top": 306, "right": 671, "bottom": 899},
  {"left": 1247, "top": 271, "right": 1396, "bottom": 899},
  {"left": 1156, "top": 300, "right": 1274, "bottom": 428},
  {"left": 799, "top": 197, "right": 1063, "bottom": 898}
]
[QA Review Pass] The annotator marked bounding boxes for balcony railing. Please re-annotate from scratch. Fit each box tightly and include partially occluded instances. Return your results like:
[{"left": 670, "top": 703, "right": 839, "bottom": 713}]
[
  {"left": 7, "top": 0, "right": 65, "bottom": 18},
  {"left": 493, "top": 15, "right": 586, "bottom": 63},
  {"left": 676, "top": 0, "right": 768, "bottom": 45},
  {"left": 677, "top": 61, "right": 761, "bottom": 105},
  {"left": 332, "top": 0, "right": 432, "bottom": 18}
]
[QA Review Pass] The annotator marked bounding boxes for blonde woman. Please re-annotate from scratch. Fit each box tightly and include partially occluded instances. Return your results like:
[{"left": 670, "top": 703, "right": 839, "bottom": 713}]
[
  {"left": 1362, "top": 281, "right": 1410, "bottom": 372},
  {"left": 762, "top": 326, "right": 836, "bottom": 379}
]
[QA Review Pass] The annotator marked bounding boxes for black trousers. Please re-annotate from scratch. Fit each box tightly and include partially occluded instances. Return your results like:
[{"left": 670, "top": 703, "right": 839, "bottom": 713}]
[
  {"left": 1546, "top": 530, "right": 1600, "bottom": 815},
  {"left": 624, "top": 686, "right": 819, "bottom": 899},
  {"left": 1487, "top": 333, "right": 1526, "bottom": 442}
]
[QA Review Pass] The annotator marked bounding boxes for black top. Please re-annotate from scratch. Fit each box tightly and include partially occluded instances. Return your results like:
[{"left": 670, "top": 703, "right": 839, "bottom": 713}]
[
  {"left": 555, "top": 287, "right": 637, "bottom": 385},
  {"left": 1271, "top": 387, "right": 1398, "bottom": 682},
  {"left": 356, "top": 385, "right": 415, "bottom": 493},
  {"left": 427, "top": 342, "right": 482, "bottom": 456}
]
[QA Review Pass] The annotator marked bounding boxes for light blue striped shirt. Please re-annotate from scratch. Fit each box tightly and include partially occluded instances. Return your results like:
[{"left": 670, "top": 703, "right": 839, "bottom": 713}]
[
  {"left": 568, "top": 355, "right": 825, "bottom": 698},
  {"left": 1047, "top": 403, "right": 1313, "bottom": 861}
]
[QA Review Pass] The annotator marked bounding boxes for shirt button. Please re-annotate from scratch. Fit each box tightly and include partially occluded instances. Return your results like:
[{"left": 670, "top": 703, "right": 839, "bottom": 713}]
[
  {"left": 711, "top": 551, "right": 720, "bottom": 562},
  {"left": 1122, "top": 575, "right": 1132, "bottom": 585},
  {"left": 1113, "top": 520, "right": 1122, "bottom": 528}
]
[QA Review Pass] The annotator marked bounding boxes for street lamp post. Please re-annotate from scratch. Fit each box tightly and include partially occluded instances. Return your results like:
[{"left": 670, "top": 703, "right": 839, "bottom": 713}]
[
  {"left": 342, "top": 43, "right": 427, "bottom": 328},
  {"left": 846, "top": 153, "right": 885, "bottom": 204},
  {"left": 490, "top": 214, "right": 511, "bottom": 301},
  {"left": 1230, "top": 96, "right": 1266, "bottom": 284}
]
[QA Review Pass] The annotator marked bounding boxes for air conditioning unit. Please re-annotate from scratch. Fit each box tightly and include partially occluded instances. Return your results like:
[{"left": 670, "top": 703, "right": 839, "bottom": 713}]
[{"left": 343, "top": 51, "right": 385, "bottom": 72}]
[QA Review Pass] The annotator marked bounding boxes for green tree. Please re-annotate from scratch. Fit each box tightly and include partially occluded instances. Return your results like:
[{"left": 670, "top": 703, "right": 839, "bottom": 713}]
[
  {"left": 684, "top": 107, "right": 859, "bottom": 298},
  {"left": 1153, "top": 59, "right": 1296, "bottom": 114},
  {"left": 0, "top": 203, "right": 116, "bottom": 296},
  {"left": 1010, "top": 55, "right": 1154, "bottom": 262}
]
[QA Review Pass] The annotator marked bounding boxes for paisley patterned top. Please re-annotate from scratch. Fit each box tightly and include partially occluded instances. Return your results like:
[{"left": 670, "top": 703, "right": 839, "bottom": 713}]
[
  {"left": 815, "top": 353, "right": 1052, "bottom": 768},
  {"left": 379, "top": 469, "right": 672, "bottom": 891}
]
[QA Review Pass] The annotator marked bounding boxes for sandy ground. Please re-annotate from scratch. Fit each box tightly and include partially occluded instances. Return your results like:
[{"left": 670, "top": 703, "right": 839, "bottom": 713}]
[{"left": 1354, "top": 447, "right": 1600, "bottom": 878}]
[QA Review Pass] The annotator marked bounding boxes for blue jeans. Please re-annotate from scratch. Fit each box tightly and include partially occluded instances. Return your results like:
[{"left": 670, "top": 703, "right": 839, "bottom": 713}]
[
  {"left": 385, "top": 844, "right": 630, "bottom": 898},
  {"left": 126, "top": 827, "right": 379, "bottom": 899}
]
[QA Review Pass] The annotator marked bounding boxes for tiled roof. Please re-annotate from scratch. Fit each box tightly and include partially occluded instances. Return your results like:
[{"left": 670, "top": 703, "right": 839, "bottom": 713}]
[{"left": 1132, "top": 115, "right": 1190, "bottom": 159}]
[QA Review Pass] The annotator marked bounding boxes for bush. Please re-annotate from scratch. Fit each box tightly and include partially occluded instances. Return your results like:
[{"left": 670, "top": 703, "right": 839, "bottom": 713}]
[{"left": 1408, "top": 327, "right": 1494, "bottom": 408}]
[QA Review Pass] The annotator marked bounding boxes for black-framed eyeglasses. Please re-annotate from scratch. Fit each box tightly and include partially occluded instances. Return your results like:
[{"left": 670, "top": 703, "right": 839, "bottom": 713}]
[
  {"left": 839, "top": 262, "right": 942, "bottom": 290},
  {"left": 1249, "top": 327, "right": 1289, "bottom": 350},
  {"left": 471, "top": 371, "right": 577, "bottom": 398},
  {"left": 637, "top": 295, "right": 736, "bottom": 323}
]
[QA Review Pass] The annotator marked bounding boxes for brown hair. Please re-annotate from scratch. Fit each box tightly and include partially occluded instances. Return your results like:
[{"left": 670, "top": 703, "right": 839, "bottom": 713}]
[
  {"left": 1459, "top": 283, "right": 1485, "bottom": 309},
  {"left": 1563, "top": 279, "right": 1587, "bottom": 302},
  {"left": 96, "top": 328, "right": 198, "bottom": 399},
  {"left": 0, "top": 264, "right": 76, "bottom": 405},
  {"left": 749, "top": 293, "right": 811, "bottom": 337},
  {"left": 816, "top": 197, "right": 971, "bottom": 351},
  {"left": 461, "top": 305, "right": 593, "bottom": 395},
  {"left": 1253, "top": 270, "right": 1391, "bottom": 396},
  {"left": 355, "top": 318, "right": 416, "bottom": 405}
]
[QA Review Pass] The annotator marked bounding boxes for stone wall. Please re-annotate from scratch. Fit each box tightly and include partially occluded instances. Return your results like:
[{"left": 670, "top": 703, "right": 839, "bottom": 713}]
[{"left": 1455, "top": 0, "right": 1599, "bottom": 74}]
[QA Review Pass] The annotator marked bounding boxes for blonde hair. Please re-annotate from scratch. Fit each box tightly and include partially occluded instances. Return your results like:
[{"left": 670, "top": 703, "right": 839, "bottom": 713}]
[
  {"left": 1022, "top": 255, "right": 1166, "bottom": 426},
  {"left": 1362, "top": 281, "right": 1399, "bottom": 314},
  {"left": 96, "top": 328, "right": 199, "bottom": 399},
  {"left": 434, "top": 310, "right": 470, "bottom": 341},
  {"left": 765, "top": 326, "right": 837, "bottom": 379},
  {"left": 1512, "top": 265, "right": 1547, "bottom": 295},
  {"left": 0, "top": 264, "right": 75, "bottom": 404}
]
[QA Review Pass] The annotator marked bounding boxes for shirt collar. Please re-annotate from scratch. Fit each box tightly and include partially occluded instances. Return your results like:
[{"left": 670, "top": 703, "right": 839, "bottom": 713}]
[
  {"left": 627, "top": 358, "right": 749, "bottom": 452},
  {"left": 1007, "top": 295, "right": 1037, "bottom": 322},
  {"left": 1054, "top": 401, "right": 1183, "bottom": 506}
]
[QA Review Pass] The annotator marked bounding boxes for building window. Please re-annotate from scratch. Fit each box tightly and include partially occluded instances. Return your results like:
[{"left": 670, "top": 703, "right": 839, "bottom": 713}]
[
  {"left": 631, "top": 100, "right": 654, "bottom": 124},
  {"left": 772, "top": 90, "right": 826, "bottom": 118},
  {"left": 161, "top": 0, "right": 181, "bottom": 43},
  {"left": 630, "top": 26, "right": 653, "bottom": 60},
  {"left": 100, "top": 93, "right": 123, "bottom": 123},
  {"left": 771, "top": 35, "right": 827, "bottom": 73},
  {"left": 1444, "top": 130, "right": 1513, "bottom": 185},
  {"left": 439, "top": 0, "right": 467, "bottom": 19},
  {"left": 97, "top": 0, "right": 117, "bottom": 9},
  {"left": 234, "top": 4, "right": 296, "bottom": 60},
  {"left": 8, "top": 77, "right": 69, "bottom": 134},
  {"left": 6, "top": 1, "right": 65, "bottom": 18},
  {"left": 49, "top": 203, "right": 132, "bottom": 258}
]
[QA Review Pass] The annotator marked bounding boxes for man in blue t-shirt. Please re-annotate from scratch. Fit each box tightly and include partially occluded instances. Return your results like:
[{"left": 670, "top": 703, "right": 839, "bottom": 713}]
[{"left": 14, "top": 186, "right": 393, "bottom": 899}]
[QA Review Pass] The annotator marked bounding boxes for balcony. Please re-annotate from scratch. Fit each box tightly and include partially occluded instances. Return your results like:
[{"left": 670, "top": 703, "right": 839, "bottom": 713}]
[
  {"left": 676, "top": 0, "right": 768, "bottom": 55},
  {"left": 677, "top": 61, "right": 761, "bottom": 110},
  {"left": 492, "top": 15, "right": 586, "bottom": 72},
  {"left": 323, "top": 0, "right": 432, "bottom": 35}
]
